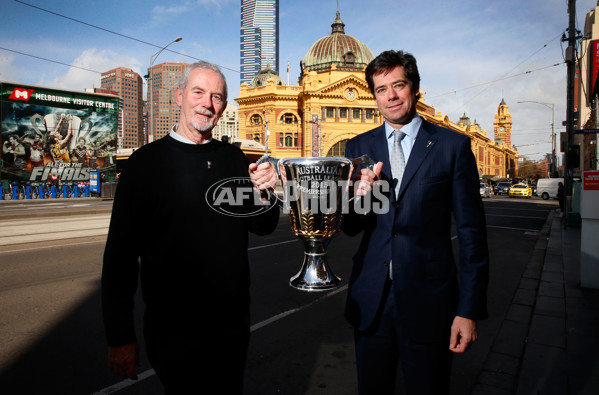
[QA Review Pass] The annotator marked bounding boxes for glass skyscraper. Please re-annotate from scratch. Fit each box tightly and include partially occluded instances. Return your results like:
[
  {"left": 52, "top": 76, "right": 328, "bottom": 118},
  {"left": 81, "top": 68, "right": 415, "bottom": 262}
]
[{"left": 240, "top": 0, "right": 279, "bottom": 85}]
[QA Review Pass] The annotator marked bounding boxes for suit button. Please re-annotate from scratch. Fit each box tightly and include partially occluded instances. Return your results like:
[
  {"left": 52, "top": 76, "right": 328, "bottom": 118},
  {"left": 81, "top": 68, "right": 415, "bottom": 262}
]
[
  {"left": 384, "top": 261, "right": 389, "bottom": 266},
  {"left": 393, "top": 233, "right": 399, "bottom": 238}
]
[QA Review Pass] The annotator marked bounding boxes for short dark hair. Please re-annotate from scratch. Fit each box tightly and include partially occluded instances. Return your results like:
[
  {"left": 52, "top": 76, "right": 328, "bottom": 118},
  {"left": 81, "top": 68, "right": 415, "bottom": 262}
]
[{"left": 365, "top": 50, "right": 420, "bottom": 96}]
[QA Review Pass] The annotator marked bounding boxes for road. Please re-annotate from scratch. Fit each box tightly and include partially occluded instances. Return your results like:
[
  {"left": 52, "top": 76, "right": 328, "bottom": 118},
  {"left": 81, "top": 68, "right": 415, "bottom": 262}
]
[{"left": 0, "top": 195, "right": 558, "bottom": 394}]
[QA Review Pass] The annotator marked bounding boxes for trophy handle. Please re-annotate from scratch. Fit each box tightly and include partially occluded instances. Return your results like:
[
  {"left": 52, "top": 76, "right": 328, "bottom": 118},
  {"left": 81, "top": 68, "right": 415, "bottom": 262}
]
[
  {"left": 351, "top": 154, "right": 375, "bottom": 170},
  {"left": 348, "top": 154, "right": 375, "bottom": 202}
]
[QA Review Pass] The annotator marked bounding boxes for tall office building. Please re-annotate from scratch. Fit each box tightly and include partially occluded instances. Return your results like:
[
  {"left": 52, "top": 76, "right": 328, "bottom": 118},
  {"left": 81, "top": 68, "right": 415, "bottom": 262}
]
[
  {"left": 212, "top": 102, "right": 239, "bottom": 141},
  {"left": 240, "top": 0, "right": 279, "bottom": 85},
  {"left": 101, "top": 67, "right": 143, "bottom": 148},
  {"left": 147, "top": 62, "right": 188, "bottom": 142}
]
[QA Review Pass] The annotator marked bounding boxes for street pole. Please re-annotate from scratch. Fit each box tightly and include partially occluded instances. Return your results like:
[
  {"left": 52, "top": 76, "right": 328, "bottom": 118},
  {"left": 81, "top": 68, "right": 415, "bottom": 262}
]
[
  {"left": 149, "top": 37, "right": 182, "bottom": 144},
  {"left": 564, "top": 0, "right": 579, "bottom": 224},
  {"left": 517, "top": 101, "right": 556, "bottom": 176}
]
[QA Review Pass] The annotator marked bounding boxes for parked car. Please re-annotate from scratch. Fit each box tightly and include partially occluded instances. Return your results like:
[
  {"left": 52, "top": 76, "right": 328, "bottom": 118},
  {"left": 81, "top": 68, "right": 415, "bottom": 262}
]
[
  {"left": 508, "top": 183, "right": 532, "bottom": 198},
  {"left": 479, "top": 183, "right": 491, "bottom": 198},
  {"left": 494, "top": 181, "right": 511, "bottom": 195},
  {"left": 536, "top": 177, "right": 564, "bottom": 200}
]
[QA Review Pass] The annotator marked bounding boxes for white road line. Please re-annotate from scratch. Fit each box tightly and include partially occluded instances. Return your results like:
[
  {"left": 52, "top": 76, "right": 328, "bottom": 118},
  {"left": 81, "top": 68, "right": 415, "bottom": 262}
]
[
  {"left": 248, "top": 239, "right": 297, "bottom": 250},
  {"left": 0, "top": 239, "right": 105, "bottom": 254},
  {"left": 487, "top": 225, "right": 540, "bottom": 232},
  {"left": 250, "top": 284, "right": 348, "bottom": 332},
  {"left": 90, "top": 368, "right": 157, "bottom": 395}
]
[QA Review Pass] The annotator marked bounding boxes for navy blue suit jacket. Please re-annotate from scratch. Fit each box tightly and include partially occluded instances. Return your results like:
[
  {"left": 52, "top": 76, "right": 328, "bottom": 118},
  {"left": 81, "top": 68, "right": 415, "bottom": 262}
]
[{"left": 343, "top": 119, "right": 489, "bottom": 342}]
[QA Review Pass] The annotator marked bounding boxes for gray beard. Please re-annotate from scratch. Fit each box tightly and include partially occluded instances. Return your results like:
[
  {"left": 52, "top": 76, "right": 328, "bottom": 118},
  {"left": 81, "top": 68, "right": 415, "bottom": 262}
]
[{"left": 191, "top": 118, "right": 214, "bottom": 132}]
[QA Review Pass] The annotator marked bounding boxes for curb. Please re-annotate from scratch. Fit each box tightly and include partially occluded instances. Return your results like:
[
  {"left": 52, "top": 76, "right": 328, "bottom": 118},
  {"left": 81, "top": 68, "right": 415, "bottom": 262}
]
[{"left": 472, "top": 209, "right": 555, "bottom": 394}]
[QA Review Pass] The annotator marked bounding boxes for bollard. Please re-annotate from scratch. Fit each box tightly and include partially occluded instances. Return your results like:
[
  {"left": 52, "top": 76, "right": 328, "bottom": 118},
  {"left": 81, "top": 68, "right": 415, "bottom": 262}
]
[
  {"left": 84, "top": 185, "right": 90, "bottom": 197},
  {"left": 26, "top": 185, "right": 32, "bottom": 199},
  {"left": 62, "top": 185, "right": 68, "bottom": 198},
  {"left": 51, "top": 185, "right": 57, "bottom": 199},
  {"left": 39, "top": 185, "right": 45, "bottom": 199},
  {"left": 12, "top": 185, "right": 18, "bottom": 200},
  {"left": 0, "top": 186, "right": 3, "bottom": 200},
  {"left": 73, "top": 184, "right": 79, "bottom": 198}
]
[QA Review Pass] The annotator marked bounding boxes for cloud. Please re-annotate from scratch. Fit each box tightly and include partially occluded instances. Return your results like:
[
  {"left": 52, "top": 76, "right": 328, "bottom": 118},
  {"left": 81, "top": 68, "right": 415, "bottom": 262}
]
[
  {"left": 152, "top": 3, "right": 193, "bottom": 17},
  {"left": 195, "top": 0, "right": 235, "bottom": 10},
  {"left": 0, "top": 52, "right": 20, "bottom": 82},
  {"left": 40, "top": 49, "right": 142, "bottom": 91},
  {"left": 151, "top": 0, "right": 233, "bottom": 21}
]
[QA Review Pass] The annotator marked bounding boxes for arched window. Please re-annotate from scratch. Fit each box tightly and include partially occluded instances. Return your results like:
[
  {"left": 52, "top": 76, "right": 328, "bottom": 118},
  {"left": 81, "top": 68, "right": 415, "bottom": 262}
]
[
  {"left": 326, "top": 140, "right": 347, "bottom": 157},
  {"left": 250, "top": 114, "right": 263, "bottom": 125},
  {"left": 280, "top": 113, "right": 298, "bottom": 124},
  {"left": 344, "top": 51, "right": 356, "bottom": 65}
]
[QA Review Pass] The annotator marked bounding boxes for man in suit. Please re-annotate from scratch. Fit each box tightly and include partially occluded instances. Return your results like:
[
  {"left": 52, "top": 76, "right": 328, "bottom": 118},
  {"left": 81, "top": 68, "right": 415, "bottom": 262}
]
[{"left": 342, "top": 50, "right": 489, "bottom": 394}]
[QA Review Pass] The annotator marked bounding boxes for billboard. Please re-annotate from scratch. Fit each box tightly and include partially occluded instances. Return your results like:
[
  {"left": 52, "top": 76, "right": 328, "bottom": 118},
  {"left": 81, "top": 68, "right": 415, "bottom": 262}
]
[
  {"left": 590, "top": 40, "right": 599, "bottom": 99},
  {"left": 0, "top": 82, "right": 119, "bottom": 184}
]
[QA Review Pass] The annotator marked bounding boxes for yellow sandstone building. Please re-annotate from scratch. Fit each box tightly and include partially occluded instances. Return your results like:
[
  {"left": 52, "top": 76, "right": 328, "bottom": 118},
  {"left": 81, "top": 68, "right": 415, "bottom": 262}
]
[{"left": 236, "top": 11, "right": 518, "bottom": 179}]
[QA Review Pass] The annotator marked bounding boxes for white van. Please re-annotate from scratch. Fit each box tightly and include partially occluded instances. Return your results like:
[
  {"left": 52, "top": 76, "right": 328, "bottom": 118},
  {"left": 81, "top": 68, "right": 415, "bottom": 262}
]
[{"left": 536, "top": 178, "right": 563, "bottom": 200}]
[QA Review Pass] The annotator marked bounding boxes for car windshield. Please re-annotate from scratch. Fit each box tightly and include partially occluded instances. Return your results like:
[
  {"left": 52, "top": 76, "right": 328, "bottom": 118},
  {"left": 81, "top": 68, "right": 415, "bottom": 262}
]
[
  {"left": 514, "top": 185, "right": 526, "bottom": 189},
  {"left": 480, "top": 183, "right": 485, "bottom": 187}
]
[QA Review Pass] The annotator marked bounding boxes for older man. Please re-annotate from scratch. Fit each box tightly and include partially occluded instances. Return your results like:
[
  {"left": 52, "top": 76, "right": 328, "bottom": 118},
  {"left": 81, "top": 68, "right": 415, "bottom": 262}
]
[{"left": 101, "top": 61, "right": 279, "bottom": 393}]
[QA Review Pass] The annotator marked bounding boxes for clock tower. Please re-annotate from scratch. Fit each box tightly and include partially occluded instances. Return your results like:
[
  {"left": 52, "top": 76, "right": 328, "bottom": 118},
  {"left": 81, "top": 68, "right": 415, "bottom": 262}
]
[{"left": 494, "top": 98, "right": 512, "bottom": 147}]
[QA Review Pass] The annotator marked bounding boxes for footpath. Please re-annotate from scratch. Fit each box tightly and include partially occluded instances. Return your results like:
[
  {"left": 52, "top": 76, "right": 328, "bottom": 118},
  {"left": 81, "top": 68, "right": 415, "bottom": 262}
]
[{"left": 473, "top": 209, "right": 599, "bottom": 394}]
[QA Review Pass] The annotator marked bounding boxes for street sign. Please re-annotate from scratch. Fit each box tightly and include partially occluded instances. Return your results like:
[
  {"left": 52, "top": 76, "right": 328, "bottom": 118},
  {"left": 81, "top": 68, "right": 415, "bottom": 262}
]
[{"left": 575, "top": 128, "right": 599, "bottom": 134}]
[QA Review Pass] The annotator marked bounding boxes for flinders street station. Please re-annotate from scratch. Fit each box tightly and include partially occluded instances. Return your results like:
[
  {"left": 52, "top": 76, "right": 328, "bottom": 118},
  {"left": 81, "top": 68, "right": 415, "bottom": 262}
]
[{"left": 236, "top": 11, "right": 519, "bottom": 180}]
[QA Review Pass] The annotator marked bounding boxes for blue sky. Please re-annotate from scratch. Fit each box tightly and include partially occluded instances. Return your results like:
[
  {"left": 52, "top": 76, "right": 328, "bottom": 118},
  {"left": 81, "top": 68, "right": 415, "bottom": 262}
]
[{"left": 1, "top": 0, "right": 598, "bottom": 161}]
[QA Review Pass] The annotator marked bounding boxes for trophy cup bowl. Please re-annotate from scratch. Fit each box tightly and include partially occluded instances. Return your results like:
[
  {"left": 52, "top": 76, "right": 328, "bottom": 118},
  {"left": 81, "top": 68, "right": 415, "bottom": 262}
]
[{"left": 278, "top": 157, "right": 351, "bottom": 291}]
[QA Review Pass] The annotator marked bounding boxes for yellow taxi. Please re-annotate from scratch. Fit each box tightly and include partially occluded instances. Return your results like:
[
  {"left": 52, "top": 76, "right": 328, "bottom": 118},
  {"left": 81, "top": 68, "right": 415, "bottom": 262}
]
[{"left": 508, "top": 183, "right": 532, "bottom": 198}]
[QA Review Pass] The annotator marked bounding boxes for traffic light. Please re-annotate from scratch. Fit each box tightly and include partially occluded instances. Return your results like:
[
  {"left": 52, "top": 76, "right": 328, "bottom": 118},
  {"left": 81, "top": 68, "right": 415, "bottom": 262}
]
[{"left": 567, "top": 145, "right": 580, "bottom": 168}]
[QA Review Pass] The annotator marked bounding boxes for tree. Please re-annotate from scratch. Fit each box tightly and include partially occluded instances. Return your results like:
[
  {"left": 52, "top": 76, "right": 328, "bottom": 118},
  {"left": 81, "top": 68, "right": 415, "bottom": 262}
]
[{"left": 517, "top": 159, "right": 543, "bottom": 182}]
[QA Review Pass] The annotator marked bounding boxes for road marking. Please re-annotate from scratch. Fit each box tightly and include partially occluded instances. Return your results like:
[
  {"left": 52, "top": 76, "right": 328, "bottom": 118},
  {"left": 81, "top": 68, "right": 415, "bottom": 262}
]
[
  {"left": 248, "top": 239, "right": 297, "bottom": 250},
  {"left": 485, "top": 213, "right": 547, "bottom": 219},
  {"left": 487, "top": 225, "right": 540, "bottom": 232},
  {"left": 90, "top": 368, "right": 157, "bottom": 395},
  {"left": 250, "top": 284, "right": 348, "bottom": 332},
  {"left": 0, "top": 239, "right": 105, "bottom": 254}
]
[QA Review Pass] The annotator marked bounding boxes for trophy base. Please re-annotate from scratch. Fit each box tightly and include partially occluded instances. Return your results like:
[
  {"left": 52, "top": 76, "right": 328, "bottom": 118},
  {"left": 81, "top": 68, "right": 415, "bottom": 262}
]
[{"left": 289, "top": 245, "right": 341, "bottom": 291}]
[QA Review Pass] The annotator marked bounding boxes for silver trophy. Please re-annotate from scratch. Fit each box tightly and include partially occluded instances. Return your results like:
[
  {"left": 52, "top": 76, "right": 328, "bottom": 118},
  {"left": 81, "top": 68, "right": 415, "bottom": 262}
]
[{"left": 278, "top": 157, "right": 352, "bottom": 291}]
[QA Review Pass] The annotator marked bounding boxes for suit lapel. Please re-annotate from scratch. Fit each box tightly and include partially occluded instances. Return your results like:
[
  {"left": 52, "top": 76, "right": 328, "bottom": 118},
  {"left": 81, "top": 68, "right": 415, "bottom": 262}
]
[
  {"left": 397, "top": 120, "right": 438, "bottom": 200},
  {"left": 368, "top": 125, "right": 392, "bottom": 181}
]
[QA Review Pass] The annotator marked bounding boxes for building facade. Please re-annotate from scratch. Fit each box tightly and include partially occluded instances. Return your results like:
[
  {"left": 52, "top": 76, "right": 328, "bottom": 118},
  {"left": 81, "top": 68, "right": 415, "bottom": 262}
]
[
  {"left": 100, "top": 67, "right": 143, "bottom": 149},
  {"left": 236, "top": 11, "right": 519, "bottom": 178},
  {"left": 577, "top": 3, "right": 599, "bottom": 171},
  {"left": 493, "top": 99, "right": 512, "bottom": 147},
  {"left": 212, "top": 101, "right": 240, "bottom": 141},
  {"left": 240, "top": 0, "right": 279, "bottom": 85},
  {"left": 147, "top": 62, "right": 188, "bottom": 142}
]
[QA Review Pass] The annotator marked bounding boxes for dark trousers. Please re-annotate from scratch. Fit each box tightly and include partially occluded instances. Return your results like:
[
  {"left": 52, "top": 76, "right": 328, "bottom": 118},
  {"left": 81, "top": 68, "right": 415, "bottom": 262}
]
[
  {"left": 145, "top": 313, "right": 250, "bottom": 394},
  {"left": 354, "top": 280, "right": 453, "bottom": 395}
]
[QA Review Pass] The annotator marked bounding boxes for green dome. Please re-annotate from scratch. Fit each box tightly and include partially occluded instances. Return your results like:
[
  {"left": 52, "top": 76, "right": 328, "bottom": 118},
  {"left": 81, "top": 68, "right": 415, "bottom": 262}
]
[
  {"left": 249, "top": 64, "right": 285, "bottom": 88},
  {"left": 301, "top": 11, "right": 374, "bottom": 75}
]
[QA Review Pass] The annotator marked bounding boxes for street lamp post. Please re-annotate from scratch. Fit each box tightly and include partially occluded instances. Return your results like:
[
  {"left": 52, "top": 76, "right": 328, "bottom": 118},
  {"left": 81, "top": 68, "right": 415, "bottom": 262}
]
[
  {"left": 148, "top": 37, "right": 182, "bottom": 143},
  {"left": 517, "top": 100, "right": 556, "bottom": 176}
]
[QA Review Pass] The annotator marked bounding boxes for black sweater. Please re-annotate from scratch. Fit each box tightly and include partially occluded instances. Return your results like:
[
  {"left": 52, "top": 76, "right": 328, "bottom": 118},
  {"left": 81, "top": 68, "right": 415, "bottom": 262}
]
[{"left": 101, "top": 135, "right": 279, "bottom": 346}]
